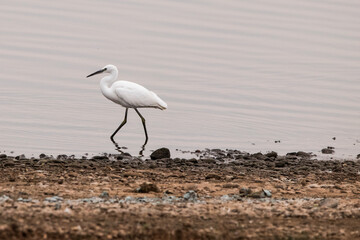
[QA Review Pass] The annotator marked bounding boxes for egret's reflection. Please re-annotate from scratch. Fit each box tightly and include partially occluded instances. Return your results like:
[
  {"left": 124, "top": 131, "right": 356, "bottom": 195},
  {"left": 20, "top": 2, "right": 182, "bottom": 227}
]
[
  {"left": 111, "top": 139, "right": 124, "bottom": 154},
  {"left": 111, "top": 139, "right": 147, "bottom": 157}
]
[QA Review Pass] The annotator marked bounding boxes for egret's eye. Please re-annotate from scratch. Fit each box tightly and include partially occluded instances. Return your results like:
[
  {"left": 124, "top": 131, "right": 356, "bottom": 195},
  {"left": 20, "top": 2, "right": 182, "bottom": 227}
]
[{"left": 104, "top": 68, "right": 107, "bottom": 71}]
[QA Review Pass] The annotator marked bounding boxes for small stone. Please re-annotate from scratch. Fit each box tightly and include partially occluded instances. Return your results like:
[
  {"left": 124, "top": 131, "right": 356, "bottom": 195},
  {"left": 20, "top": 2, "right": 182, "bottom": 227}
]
[
  {"left": 262, "top": 189, "right": 272, "bottom": 197},
  {"left": 183, "top": 190, "right": 197, "bottom": 201},
  {"left": 225, "top": 175, "right": 234, "bottom": 181},
  {"left": 57, "top": 154, "right": 68, "bottom": 160},
  {"left": 39, "top": 153, "right": 46, "bottom": 158},
  {"left": 92, "top": 155, "right": 109, "bottom": 160},
  {"left": 0, "top": 154, "right": 7, "bottom": 159},
  {"left": 54, "top": 203, "right": 61, "bottom": 210},
  {"left": 239, "top": 188, "right": 252, "bottom": 196},
  {"left": 248, "top": 191, "right": 266, "bottom": 198},
  {"left": 205, "top": 173, "right": 221, "bottom": 180},
  {"left": 296, "top": 151, "right": 311, "bottom": 158},
  {"left": 64, "top": 207, "right": 73, "bottom": 214},
  {"left": 15, "top": 154, "right": 27, "bottom": 160},
  {"left": 319, "top": 198, "right": 339, "bottom": 208},
  {"left": 150, "top": 148, "right": 171, "bottom": 160},
  {"left": 275, "top": 161, "right": 286, "bottom": 167},
  {"left": 265, "top": 151, "right": 278, "bottom": 158},
  {"left": 250, "top": 152, "right": 265, "bottom": 160},
  {"left": 0, "top": 195, "right": 12, "bottom": 203},
  {"left": 357, "top": 154, "right": 360, "bottom": 159},
  {"left": 220, "top": 195, "right": 233, "bottom": 201},
  {"left": 321, "top": 147, "right": 335, "bottom": 154},
  {"left": 137, "top": 182, "right": 159, "bottom": 193},
  {"left": 44, "top": 196, "right": 63, "bottom": 202},
  {"left": 164, "top": 190, "right": 173, "bottom": 194},
  {"left": 222, "top": 183, "right": 239, "bottom": 188},
  {"left": 99, "top": 191, "right": 110, "bottom": 198}
]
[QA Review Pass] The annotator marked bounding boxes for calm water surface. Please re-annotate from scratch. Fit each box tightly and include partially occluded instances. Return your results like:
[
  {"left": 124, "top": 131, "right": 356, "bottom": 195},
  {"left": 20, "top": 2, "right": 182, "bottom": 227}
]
[{"left": 0, "top": 0, "right": 359, "bottom": 158}]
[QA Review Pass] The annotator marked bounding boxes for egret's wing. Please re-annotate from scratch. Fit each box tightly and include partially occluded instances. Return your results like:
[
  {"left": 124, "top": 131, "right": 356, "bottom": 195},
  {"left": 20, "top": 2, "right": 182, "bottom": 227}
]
[{"left": 114, "top": 81, "right": 167, "bottom": 109}]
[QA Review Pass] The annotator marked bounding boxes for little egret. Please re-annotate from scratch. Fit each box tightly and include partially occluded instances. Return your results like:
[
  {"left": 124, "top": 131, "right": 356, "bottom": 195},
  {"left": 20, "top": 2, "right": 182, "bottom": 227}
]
[{"left": 86, "top": 64, "right": 167, "bottom": 145}]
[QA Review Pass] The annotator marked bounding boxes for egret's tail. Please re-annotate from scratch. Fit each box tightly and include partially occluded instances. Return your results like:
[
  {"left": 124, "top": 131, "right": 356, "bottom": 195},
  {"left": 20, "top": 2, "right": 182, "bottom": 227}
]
[
  {"left": 157, "top": 99, "right": 168, "bottom": 110},
  {"left": 152, "top": 91, "right": 167, "bottom": 110}
]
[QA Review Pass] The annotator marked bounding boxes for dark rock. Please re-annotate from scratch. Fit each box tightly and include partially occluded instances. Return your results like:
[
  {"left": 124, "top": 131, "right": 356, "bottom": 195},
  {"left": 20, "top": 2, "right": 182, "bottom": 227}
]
[
  {"left": 39, "top": 153, "right": 46, "bottom": 158},
  {"left": 321, "top": 147, "right": 335, "bottom": 154},
  {"left": 150, "top": 148, "right": 170, "bottom": 160},
  {"left": 222, "top": 183, "right": 239, "bottom": 188},
  {"left": 248, "top": 191, "right": 266, "bottom": 198},
  {"left": 296, "top": 151, "right": 311, "bottom": 158},
  {"left": 251, "top": 152, "right": 265, "bottom": 160},
  {"left": 92, "top": 155, "right": 109, "bottom": 160},
  {"left": 137, "top": 182, "right": 160, "bottom": 193},
  {"left": 265, "top": 151, "right": 278, "bottom": 158},
  {"left": 275, "top": 160, "right": 286, "bottom": 167},
  {"left": 122, "top": 152, "right": 132, "bottom": 157},
  {"left": 164, "top": 190, "right": 173, "bottom": 194},
  {"left": 357, "top": 154, "right": 360, "bottom": 159},
  {"left": 0, "top": 154, "right": 7, "bottom": 159},
  {"left": 99, "top": 191, "right": 110, "bottom": 198},
  {"left": 54, "top": 203, "right": 61, "bottom": 210},
  {"left": 239, "top": 187, "right": 252, "bottom": 196},
  {"left": 201, "top": 159, "right": 216, "bottom": 164},
  {"left": 205, "top": 173, "right": 221, "bottom": 180},
  {"left": 4, "top": 161, "right": 15, "bottom": 167},
  {"left": 57, "top": 154, "right": 68, "bottom": 160}
]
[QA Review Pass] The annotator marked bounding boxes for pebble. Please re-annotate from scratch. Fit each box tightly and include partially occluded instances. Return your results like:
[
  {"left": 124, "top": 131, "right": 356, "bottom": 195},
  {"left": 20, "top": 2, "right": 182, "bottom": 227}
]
[
  {"left": 205, "top": 173, "right": 221, "bottom": 180},
  {"left": 99, "top": 191, "right": 110, "bottom": 198},
  {"left": 263, "top": 189, "right": 272, "bottom": 197},
  {"left": 136, "top": 182, "right": 160, "bottom": 193},
  {"left": 44, "top": 196, "right": 63, "bottom": 202},
  {"left": 183, "top": 190, "right": 197, "bottom": 201},
  {"left": 150, "top": 148, "right": 171, "bottom": 160},
  {"left": 265, "top": 151, "right": 278, "bottom": 158},
  {"left": 321, "top": 147, "right": 335, "bottom": 154},
  {"left": 239, "top": 188, "right": 252, "bottom": 196},
  {"left": 319, "top": 198, "right": 339, "bottom": 208},
  {"left": 0, "top": 154, "right": 7, "bottom": 159},
  {"left": 220, "top": 195, "right": 233, "bottom": 201},
  {"left": 0, "top": 195, "right": 12, "bottom": 203},
  {"left": 17, "top": 198, "right": 34, "bottom": 203}
]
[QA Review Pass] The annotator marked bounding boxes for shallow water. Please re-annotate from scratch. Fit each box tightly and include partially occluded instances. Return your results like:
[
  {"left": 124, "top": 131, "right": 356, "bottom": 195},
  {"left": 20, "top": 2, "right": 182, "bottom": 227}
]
[{"left": 0, "top": 0, "right": 359, "bottom": 158}]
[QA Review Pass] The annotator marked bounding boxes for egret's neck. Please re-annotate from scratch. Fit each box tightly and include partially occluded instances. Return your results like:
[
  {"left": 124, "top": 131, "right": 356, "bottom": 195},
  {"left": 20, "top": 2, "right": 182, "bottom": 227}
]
[{"left": 100, "top": 69, "right": 118, "bottom": 92}]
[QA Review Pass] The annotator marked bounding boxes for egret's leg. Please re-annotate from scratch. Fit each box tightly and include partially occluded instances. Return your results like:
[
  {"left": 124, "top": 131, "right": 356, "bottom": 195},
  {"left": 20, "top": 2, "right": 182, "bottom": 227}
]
[
  {"left": 134, "top": 108, "right": 148, "bottom": 145},
  {"left": 110, "top": 108, "right": 128, "bottom": 141}
]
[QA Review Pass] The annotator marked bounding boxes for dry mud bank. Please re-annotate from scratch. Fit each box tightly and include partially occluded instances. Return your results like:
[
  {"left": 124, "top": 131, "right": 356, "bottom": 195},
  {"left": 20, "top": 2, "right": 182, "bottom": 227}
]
[{"left": 0, "top": 149, "right": 360, "bottom": 239}]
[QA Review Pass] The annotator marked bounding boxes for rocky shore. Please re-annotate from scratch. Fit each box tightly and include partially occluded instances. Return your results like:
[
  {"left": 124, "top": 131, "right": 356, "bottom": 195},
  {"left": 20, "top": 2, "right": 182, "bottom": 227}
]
[{"left": 0, "top": 149, "right": 359, "bottom": 239}]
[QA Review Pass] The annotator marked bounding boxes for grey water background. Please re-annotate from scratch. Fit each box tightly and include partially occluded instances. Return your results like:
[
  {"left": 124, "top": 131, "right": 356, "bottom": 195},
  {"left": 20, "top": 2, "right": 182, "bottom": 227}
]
[{"left": 0, "top": 0, "right": 359, "bottom": 158}]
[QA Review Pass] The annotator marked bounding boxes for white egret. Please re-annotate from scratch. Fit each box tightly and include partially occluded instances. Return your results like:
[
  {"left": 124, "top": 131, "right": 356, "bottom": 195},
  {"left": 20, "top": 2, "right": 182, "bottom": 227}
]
[{"left": 86, "top": 64, "right": 167, "bottom": 145}]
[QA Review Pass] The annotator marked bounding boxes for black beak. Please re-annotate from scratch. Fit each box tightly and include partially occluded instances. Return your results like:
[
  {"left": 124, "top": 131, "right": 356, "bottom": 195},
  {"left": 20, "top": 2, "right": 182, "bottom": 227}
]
[{"left": 86, "top": 68, "right": 106, "bottom": 78}]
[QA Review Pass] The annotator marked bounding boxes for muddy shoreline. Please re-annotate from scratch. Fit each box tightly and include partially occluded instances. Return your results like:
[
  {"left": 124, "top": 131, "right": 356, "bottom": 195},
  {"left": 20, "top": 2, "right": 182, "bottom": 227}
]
[{"left": 0, "top": 149, "right": 360, "bottom": 239}]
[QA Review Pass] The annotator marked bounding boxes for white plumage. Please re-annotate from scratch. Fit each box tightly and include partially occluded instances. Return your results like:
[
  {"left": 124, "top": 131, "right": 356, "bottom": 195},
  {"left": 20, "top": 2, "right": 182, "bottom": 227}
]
[{"left": 86, "top": 64, "right": 167, "bottom": 144}]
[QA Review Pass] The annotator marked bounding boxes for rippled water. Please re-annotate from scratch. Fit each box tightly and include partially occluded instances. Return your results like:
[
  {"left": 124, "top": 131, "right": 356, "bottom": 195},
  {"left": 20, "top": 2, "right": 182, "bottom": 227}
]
[{"left": 1, "top": 0, "right": 359, "bottom": 158}]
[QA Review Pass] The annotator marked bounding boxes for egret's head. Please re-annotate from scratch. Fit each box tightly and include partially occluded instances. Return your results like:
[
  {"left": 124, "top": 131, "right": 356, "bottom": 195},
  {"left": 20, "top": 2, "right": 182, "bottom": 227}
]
[{"left": 86, "top": 64, "right": 117, "bottom": 78}]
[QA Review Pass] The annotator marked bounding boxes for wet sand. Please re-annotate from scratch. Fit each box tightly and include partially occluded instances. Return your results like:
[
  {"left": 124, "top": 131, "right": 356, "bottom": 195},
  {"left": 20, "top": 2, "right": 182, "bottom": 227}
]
[{"left": 0, "top": 149, "right": 360, "bottom": 239}]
